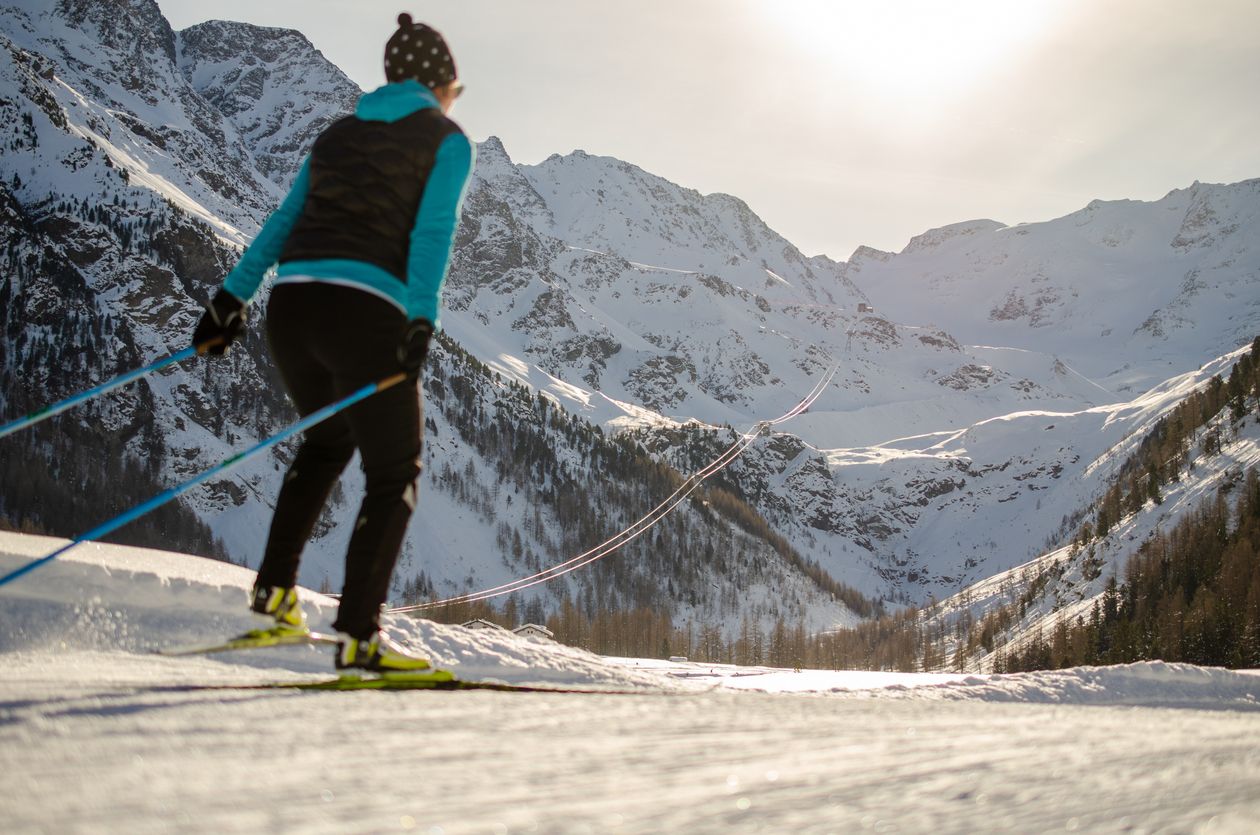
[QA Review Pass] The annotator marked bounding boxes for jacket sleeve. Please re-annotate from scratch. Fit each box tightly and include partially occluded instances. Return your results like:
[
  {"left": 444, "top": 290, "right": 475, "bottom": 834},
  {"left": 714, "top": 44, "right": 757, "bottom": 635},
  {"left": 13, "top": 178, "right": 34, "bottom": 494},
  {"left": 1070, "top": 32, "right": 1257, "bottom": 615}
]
[
  {"left": 406, "top": 132, "right": 475, "bottom": 326},
  {"left": 222, "top": 156, "right": 312, "bottom": 304}
]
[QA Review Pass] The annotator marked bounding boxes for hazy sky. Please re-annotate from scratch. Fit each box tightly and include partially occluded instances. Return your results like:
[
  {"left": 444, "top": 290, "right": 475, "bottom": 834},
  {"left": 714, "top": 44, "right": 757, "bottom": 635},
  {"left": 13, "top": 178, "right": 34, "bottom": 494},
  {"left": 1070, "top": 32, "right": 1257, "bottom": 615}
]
[{"left": 156, "top": 1, "right": 1260, "bottom": 260}]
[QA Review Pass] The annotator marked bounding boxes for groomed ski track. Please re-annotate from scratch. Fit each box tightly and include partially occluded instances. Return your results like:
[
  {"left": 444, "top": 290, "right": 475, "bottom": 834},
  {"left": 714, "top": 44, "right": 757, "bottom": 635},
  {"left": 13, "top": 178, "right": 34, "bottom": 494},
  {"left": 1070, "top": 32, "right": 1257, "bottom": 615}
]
[{"left": 2, "top": 533, "right": 1259, "bottom": 834}]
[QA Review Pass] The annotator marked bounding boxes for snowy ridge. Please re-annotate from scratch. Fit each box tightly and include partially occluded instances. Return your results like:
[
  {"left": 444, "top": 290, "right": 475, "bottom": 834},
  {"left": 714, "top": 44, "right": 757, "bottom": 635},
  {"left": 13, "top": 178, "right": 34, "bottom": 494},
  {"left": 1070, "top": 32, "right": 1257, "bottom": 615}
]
[
  {"left": 874, "top": 662, "right": 1260, "bottom": 708},
  {"left": 857, "top": 179, "right": 1260, "bottom": 394},
  {"left": 621, "top": 655, "right": 1260, "bottom": 709},
  {"left": 0, "top": 0, "right": 281, "bottom": 236}
]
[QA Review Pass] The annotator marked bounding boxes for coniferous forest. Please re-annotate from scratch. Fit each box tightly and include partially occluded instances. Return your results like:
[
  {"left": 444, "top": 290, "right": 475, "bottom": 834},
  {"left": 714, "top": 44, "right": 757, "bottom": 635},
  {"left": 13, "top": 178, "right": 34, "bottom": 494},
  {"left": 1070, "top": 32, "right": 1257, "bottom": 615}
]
[
  {"left": 0, "top": 185, "right": 232, "bottom": 558},
  {"left": 995, "top": 337, "right": 1260, "bottom": 672},
  {"left": 996, "top": 470, "right": 1260, "bottom": 672},
  {"left": 807, "top": 337, "right": 1260, "bottom": 674}
]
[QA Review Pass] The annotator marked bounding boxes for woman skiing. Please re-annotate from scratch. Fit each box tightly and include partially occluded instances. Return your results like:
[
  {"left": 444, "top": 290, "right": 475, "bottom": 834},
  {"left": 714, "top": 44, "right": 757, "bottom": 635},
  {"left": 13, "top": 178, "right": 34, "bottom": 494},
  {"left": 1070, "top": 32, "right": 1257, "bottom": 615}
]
[{"left": 191, "top": 13, "right": 474, "bottom": 672}]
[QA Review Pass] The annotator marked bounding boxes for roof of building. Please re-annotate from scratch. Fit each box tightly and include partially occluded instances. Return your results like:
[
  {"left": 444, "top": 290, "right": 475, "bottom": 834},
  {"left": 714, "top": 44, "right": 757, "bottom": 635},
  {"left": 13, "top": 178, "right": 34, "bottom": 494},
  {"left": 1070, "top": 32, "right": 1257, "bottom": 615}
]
[{"left": 461, "top": 618, "right": 507, "bottom": 630}]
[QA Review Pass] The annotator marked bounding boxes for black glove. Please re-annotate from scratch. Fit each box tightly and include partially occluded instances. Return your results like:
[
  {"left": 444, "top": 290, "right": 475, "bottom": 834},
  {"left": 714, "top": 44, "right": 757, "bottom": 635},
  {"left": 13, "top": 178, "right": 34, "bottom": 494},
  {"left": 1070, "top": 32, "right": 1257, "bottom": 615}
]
[
  {"left": 398, "top": 318, "right": 434, "bottom": 375},
  {"left": 192, "top": 289, "right": 247, "bottom": 355}
]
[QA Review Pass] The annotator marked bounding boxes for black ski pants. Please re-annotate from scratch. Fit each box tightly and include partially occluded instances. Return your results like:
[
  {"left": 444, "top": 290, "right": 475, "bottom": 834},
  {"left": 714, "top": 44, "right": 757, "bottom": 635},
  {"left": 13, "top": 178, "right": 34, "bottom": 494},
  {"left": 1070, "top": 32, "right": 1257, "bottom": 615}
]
[{"left": 256, "top": 282, "right": 421, "bottom": 639}]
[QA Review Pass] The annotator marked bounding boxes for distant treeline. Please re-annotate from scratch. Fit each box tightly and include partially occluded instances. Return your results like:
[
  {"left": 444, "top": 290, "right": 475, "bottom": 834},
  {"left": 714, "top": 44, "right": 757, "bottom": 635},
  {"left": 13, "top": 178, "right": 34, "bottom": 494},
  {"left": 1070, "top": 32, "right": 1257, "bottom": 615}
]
[{"left": 420, "top": 596, "right": 839, "bottom": 669}]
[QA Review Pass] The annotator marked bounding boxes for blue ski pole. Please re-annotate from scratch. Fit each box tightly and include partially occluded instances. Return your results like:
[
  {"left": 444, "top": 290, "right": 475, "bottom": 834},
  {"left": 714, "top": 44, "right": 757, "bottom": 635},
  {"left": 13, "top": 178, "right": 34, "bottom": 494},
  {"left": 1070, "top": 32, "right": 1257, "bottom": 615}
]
[
  {"left": 0, "top": 338, "right": 224, "bottom": 440},
  {"left": 0, "top": 371, "right": 408, "bottom": 589}
]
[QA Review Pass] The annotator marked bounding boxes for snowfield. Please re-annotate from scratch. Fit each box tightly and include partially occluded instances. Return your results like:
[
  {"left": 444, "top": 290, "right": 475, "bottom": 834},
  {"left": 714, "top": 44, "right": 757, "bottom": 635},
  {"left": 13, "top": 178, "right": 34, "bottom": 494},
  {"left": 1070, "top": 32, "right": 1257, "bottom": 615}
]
[{"left": 2, "top": 533, "right": 1259, "bottom": 834}]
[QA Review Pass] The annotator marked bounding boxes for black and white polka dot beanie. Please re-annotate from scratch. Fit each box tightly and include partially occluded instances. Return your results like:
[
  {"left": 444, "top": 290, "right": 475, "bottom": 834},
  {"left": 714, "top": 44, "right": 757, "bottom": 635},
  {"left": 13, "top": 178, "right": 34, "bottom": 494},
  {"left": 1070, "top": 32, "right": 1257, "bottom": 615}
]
[{"left": 384, "top": 13, "right": 457, "bottom": 88}]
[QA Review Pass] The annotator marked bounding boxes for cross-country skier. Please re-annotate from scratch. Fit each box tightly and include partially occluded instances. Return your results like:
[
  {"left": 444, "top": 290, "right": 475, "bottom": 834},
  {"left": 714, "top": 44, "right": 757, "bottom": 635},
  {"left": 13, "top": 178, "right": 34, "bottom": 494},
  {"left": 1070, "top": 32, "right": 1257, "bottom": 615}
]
[{"left": 191, "top": 13, "right": 473, "bottom": 672}]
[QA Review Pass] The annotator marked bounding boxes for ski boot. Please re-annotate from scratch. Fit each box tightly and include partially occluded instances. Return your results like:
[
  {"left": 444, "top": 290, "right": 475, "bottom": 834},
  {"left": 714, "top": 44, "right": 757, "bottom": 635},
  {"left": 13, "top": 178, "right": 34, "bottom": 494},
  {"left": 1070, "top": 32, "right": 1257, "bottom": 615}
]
[
  {"left": 249, "top": 585, "right": 309, "bottom": 637},
  {"left": 335, "top": 630, "right": 433, "bottom": 673}
]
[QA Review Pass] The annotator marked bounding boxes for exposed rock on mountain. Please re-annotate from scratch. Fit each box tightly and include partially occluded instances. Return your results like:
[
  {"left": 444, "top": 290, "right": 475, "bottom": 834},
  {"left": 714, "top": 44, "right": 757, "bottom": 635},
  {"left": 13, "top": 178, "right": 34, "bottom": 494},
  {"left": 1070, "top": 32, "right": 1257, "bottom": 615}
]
[
  {"left": 0, "top": 0, "right": 859, "bottom": 634},
  {"left": 2, "top": 0, "right": 1258, "bottom": 626},
  {"left": 176, "top": 20, "right": 362, "bottom": 189}
]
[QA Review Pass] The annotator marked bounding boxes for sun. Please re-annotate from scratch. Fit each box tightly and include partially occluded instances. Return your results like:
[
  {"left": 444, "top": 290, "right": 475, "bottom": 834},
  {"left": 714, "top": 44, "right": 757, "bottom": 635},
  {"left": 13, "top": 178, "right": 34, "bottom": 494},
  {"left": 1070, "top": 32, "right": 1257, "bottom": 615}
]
[{"left": 763, "top": 0, "right": 1066, "bottom": 106}]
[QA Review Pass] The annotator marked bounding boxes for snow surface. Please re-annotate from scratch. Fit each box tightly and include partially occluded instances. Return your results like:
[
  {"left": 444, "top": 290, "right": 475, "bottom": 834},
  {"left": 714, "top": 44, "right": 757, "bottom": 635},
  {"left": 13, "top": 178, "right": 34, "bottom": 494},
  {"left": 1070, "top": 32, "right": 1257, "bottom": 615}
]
[{"left": 3, "top": 532, "right": 1259, "bottom": 833}]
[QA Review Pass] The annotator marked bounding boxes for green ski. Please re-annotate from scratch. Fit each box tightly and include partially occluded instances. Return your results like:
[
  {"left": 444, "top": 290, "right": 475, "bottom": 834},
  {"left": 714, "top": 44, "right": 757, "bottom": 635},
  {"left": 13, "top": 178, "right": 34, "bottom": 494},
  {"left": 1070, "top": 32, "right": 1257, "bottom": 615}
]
[
  {"left": 143, "top": 670, "right": 646, "bottom": 695},
  {"left": 155, "top": 632, "right": 648, "bottom": 694},
  {"left": 258, "top": 670, "right": 629, "bottom": 693},
  {"left": 157, "top": 626, "right": 341, "bottom": 657}
]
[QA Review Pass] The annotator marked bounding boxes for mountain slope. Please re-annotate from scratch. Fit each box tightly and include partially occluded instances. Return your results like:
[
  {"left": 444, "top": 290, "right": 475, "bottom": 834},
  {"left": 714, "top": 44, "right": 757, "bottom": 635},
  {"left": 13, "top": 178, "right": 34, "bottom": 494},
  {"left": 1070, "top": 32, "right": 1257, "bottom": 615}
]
[
  {"left": 3, "top": 0, "right": 1259, "bottom": 626},
  {"left": 916, "top": 341, "right": 1260, "bottom": 671},
  {"left": 0, "top": 0, "right": 859, "bottom": 637}
]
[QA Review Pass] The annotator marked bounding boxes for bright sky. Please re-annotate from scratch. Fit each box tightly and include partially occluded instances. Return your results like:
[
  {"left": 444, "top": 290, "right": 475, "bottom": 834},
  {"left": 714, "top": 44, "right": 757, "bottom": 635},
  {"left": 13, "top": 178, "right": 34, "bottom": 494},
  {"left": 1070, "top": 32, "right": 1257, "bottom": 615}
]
[{"left": 156, "top": 0, "right": 1260, "bottom": 260}]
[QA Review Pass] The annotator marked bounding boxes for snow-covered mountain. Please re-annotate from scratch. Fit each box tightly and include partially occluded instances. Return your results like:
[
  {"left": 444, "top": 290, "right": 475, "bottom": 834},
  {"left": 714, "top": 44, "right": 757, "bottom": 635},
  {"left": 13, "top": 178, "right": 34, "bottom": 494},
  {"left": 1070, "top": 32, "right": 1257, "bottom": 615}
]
[
  {"left": 440, "top": 135, "right": 1260, "bottom": 605},
  {"left": 0, "top": 0, "right": 858, "bottom": 637},
  {"left": 2, "top": 0, "right": 1258, "bottom": 632},
  {"left": 856, "top": 183, "right": 1260, "bottom": 394}
]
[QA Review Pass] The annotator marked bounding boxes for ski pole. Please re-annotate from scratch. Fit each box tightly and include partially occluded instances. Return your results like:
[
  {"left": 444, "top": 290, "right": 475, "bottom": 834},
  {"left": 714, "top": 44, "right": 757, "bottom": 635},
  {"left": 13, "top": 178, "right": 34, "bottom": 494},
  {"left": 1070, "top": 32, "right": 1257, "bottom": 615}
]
[
  {"left": 0, "top": 338, "right": 225, "bottom": 440},
  {"left": 0, "top": 371, "right": 408, "bottom": 589}
]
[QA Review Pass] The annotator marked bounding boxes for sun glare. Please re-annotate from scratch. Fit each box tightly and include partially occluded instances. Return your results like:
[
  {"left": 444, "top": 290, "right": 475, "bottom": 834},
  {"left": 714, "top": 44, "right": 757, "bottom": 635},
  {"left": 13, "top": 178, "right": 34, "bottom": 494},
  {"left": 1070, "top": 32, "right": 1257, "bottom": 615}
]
[{"left": 765, "top": 0, "right": 1065, "bottom": 106}]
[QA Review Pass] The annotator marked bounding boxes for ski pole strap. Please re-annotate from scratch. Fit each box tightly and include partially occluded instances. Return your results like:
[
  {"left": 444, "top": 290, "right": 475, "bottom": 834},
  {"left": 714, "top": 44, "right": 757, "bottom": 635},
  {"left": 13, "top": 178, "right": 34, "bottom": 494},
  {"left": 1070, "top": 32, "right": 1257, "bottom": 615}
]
[
  {"left": 0, "top": 341, "right": 224, "bottom": 440},
  {"left": 0, "top": 371, "right": 408, "bottom": 589}
]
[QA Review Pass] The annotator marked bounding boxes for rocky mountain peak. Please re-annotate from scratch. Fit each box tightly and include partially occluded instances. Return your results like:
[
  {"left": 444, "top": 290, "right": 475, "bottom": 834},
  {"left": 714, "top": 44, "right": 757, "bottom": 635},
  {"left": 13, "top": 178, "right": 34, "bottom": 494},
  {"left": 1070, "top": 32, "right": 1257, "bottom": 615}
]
[
  {"left": 477, "top": 134, "right": 509, "bottom": 157},
  {"left": 178, "top": 19, "right": 320, "bottom": 67},
  {"left": 54, "top": 0, "right": 176, "bottom": 63},
  {"left": 176, "top": 19, "right": 360, "bottom": 189}
]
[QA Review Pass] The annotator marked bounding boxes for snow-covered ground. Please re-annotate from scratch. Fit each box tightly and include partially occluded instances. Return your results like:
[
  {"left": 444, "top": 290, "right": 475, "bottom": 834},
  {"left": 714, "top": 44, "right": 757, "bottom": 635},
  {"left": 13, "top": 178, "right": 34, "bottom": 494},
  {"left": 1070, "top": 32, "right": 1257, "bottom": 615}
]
[{"left": 2, "top": 533, "right": 1259, "bottom": 833}]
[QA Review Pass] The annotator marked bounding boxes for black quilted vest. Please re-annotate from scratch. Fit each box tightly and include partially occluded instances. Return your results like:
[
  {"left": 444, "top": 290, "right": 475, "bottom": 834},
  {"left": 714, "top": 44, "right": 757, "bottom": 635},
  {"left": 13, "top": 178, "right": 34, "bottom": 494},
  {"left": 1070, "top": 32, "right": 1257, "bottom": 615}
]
[{"left": 279, "top": 108, "right": 462, "bottom": 282}]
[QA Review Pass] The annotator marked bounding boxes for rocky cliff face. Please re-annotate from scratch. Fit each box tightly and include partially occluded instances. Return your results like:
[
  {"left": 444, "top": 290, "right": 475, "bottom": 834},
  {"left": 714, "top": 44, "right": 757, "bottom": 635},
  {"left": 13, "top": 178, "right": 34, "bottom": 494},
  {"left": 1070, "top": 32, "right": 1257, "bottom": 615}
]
[{"left": 176, "top": 20, "right": 362, "bottom": 189}]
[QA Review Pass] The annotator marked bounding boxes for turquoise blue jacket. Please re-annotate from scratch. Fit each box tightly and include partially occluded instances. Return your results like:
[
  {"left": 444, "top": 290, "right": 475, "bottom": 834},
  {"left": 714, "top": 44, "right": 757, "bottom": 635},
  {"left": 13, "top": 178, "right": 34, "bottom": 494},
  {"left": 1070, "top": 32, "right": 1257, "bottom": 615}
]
[{"left": 223, "top": 81, "right": 474, "bottom": 327}]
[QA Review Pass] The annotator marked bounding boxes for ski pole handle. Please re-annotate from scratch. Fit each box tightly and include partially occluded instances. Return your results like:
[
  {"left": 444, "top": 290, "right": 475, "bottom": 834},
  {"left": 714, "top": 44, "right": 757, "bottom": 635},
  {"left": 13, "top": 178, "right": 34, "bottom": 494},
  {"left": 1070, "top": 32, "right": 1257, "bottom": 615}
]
[{"left": 0, "top": 371, "right": 409, "bottom": 589}]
